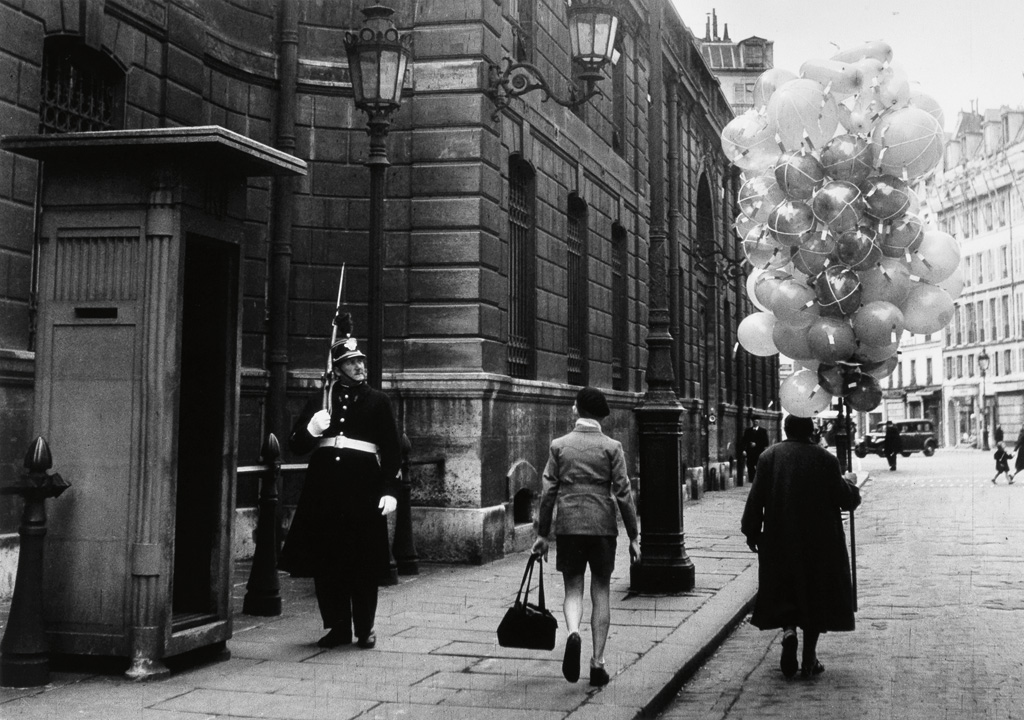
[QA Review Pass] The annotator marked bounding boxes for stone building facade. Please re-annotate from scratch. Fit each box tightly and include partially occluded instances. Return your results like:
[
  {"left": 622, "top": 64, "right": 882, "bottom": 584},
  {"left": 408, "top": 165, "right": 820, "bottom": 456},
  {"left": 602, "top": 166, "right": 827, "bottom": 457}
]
[{"left": 0, "top": 0, "right": 776, "bottom": 587}]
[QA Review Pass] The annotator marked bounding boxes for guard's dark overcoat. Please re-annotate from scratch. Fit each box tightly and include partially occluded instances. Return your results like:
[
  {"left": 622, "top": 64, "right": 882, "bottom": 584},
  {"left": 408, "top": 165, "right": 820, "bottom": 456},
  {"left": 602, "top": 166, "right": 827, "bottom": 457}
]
[
  {"left": 741, "top": 438, "right": 861, "bottom": 632},
  {"left": 279, "top": 382, "right": 401, "bottom": 582}
]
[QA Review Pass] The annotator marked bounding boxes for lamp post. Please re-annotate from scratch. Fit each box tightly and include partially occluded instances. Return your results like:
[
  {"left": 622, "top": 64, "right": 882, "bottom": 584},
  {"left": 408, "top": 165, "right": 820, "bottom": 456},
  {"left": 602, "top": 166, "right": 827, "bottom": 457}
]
[
  {"left": 978, "top": 349, "right": 990, "bottom": 451},
  {"left": 486, "top": 0, "right": 621, "bottom": 119},
  {"left": 345, "top": 4, "right": 410, "bottom": 390}
]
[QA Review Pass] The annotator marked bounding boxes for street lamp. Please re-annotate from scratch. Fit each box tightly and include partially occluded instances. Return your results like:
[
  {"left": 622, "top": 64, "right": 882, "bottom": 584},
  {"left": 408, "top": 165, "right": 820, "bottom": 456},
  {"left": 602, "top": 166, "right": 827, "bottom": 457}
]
[
  {"left": 345, "top": 4, "right": 411, "bottom": 389},
  {"left": 978, "top": 349, "right": 990, "bottom": 451},
  {"left": 487, "top": 0, "right": 621, "bottom": 120}
]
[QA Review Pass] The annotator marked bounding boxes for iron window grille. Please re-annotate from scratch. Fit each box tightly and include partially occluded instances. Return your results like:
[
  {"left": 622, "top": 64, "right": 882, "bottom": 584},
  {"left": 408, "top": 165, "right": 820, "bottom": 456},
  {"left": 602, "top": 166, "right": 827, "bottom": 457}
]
[
  {"left": 39, "top": 36, "right": 125, "bottom": 134},
  {"left": 567, "top": 195, "right": 588, "bottom": 386},
  {"left": 508, "top": 156, "right": 536, "bottom": 379}
]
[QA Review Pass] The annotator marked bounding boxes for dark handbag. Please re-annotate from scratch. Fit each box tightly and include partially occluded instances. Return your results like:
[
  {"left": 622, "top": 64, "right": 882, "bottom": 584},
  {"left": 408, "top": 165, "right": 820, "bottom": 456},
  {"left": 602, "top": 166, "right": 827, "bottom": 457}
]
[{"left": 497, "top": 553, "right": 558, "bottom": 650}]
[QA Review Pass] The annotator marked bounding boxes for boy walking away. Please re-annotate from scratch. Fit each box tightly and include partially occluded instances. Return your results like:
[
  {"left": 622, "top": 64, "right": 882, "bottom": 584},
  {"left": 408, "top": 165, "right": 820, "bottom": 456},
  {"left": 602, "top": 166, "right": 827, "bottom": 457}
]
[{"left": 992, "top": 441, "right": 1014, "bottom": 484}]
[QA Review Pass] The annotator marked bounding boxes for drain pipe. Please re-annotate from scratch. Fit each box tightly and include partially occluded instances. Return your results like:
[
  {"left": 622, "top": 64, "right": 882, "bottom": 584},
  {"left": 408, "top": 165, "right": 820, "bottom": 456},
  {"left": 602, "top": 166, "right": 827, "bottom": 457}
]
[{"left": 267, "top": 0, "right": 298, "bottom": 439}]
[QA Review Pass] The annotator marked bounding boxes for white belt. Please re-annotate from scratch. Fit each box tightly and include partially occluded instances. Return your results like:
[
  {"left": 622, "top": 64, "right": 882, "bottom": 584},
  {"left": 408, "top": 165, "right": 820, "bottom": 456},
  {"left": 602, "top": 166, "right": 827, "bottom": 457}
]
[{"left": 318, "top": 436, "right": 379, "bottom": 455}]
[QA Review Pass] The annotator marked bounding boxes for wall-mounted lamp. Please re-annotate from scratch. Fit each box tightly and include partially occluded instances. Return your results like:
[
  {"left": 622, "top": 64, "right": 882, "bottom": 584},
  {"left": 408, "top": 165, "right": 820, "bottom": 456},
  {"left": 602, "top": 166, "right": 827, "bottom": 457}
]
[{"left": 487, "top": 0, "right": 620, "bottom": 121}]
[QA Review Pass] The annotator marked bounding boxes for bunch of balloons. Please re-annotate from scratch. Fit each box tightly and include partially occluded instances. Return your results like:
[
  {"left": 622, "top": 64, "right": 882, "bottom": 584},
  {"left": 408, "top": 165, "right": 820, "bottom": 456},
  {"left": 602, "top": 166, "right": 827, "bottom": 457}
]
[{"left": 724, "top": 41, "right": 961, "bottom": 417}]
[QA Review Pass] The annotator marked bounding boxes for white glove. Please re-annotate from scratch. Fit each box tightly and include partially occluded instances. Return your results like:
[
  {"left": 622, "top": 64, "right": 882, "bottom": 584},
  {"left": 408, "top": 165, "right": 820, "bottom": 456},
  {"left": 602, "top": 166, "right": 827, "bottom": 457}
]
[
  {"left": 306, "top": 410, "right": 331, "bottom": 437},
  {"left": 379, "top": 495, "right": 397, "bottom": 515}
]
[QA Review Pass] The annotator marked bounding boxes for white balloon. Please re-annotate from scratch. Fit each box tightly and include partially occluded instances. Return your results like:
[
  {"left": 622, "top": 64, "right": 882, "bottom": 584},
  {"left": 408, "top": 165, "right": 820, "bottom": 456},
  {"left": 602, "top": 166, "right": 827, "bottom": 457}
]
[{"left": 738, "top": 312, "right": 779, "bottom": 356}]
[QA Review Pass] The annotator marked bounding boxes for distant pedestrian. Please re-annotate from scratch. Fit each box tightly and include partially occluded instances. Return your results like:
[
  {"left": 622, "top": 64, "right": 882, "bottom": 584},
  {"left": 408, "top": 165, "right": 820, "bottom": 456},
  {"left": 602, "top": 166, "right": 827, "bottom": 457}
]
[
  {"left": 994, "top": 426, "right": 1005, "bottom": 444},
  {"left": 741, "top": 415, "right": 861, "bottom": 679},
  {"left": 741, "top": 417, "right": 771, "bottom": 483},
  {"left": 992, "top": 441, "right": 1014, "bottom": 484},
  {"left": 533, "top": 387, "right": 640, "bottom": 688},
  {"left": 883, "top": 421, "right": 902, "bottom": 470},
  {"left": 1012, "top": 427, "right": 1024, "bottom": 482},
  {"left": 279, "top": 332, "right": 401, "bottom": 650}
]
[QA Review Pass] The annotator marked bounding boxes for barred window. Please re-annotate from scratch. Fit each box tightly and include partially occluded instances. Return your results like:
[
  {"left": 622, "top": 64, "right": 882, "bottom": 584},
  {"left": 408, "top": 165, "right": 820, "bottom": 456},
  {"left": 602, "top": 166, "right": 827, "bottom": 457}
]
[
  {"left": 39, "top": 36, "right": 125, "bottom": 134},
  {"left": 567, "top": 195, "right": 588, "bottom": 386},
  {"left": 611, "top": 223, "right": 628, "bottom": 390},
  {"left": 508, "top": 155, "right": 536, "bottom": 379}
]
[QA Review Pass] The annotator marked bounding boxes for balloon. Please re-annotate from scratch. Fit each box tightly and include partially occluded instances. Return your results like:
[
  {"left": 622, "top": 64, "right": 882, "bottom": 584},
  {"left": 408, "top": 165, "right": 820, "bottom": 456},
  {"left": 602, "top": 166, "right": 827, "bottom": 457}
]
[
  {"left": 766, "top": 78, "right": 840, "bottom": 151},
  {"left": 767, "top": 200, "right": 817, "bottom": 246},
  {"left": 831, "top": 40, "right": 893, "bottom": 64},
  {"left": 863, "top": 174, "right": 913, "bottom": 221},
  {"left": 879, "top": 214, "right": 924, "bottom": 257},
  {"left": 812, "top": 181, "right": 866, "bottom": 233},
  {"left": 770, "top": 279, "right": 820, "bottom": 328},
  {"left": 814, "top": 265, "right": 862, "bottom": 316},
  {"left": 907, "top": 84, "right": 945, "bottom": 130},
  {"left": 742, "top": 224, "right": 790, "bottom": 269},
  {"left": 775, "top": 151, "right": 826, "bottom": 200},
  {"left": 937, "top": 264, "right": 965, "bottom": 300},
  {"left": 817, "top": 363, "right": 860, "bottom": 397},
  {"left": 754, "top": 268, "right": 792, "bottom": 310},
  {"left": 854, "top": 339, "right": 900, "bottom": 363},
  {"left": 900, "top": 282, "right": 955, "bottom": 335},
  {"left": 807, "top": 316, "right": 858, "bottom": 363},
  {"left": 746, "top": 268, "right": 770, "bottom": 311},
  {"left": 773, "top": 321, "right": 816, "bottom": 360},
  {"left": 820, "top": 134, "right": 876, "bottom": 185},
  {"left": 753, "top": 68, "right": 798, "bottom": 109},
  {"left": 846, "top": 373, "right": 883, "bottom": 412},
  {"left": 739, "top": 174, "right": 787, "bottom": 222},
  {"left": 906, "top": 229, "right": 962, "bottom": 283},
  {"left": 835, "top": 227, "right": 882, "bottom": 270},
  {"left": 872, "top": 107, "right": 944, "bottom": 179},
  {"left": 791, "top": 231, "right": 836, "bottom": 277},
  {"left": 858, "top": 256, "right": 912, "bottom": 306},
  {"left": 779, "top": 368, "right": 833, "bottom": 417},
  {"left": 861, "top": 354, "right": 899, "bottom": 380},
  {"left": 721, "top": 110, "right": 780, "bottom": 172},
  {"left": 852, "top": 301, "right": 905, "bottom": 347},
  {"left": 737, "top": 312, "right": 779, "bottom": 356},
  {"left": 794, "top": 359, "right": 822, "bottom": 374},
  {"left": 837, "top": 99, "right": 883, "bottom": 135},
  {"left": 800, "top": 58, "right": 863, "bottom": 99}
]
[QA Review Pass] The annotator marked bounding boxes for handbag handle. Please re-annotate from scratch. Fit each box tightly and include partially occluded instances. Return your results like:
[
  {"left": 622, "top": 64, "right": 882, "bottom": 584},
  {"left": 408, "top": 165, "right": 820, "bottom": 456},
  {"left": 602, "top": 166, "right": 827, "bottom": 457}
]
[{"left": 516, "top": 552, "right": 547, "bottom": 610}]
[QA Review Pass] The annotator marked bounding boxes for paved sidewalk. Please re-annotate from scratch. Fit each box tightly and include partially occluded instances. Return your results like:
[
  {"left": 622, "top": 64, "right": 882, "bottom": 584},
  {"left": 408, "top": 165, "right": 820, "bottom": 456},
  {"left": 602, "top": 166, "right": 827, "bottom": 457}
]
[{"left": 0, "top": 487, "right": 757, "bottom": 720}]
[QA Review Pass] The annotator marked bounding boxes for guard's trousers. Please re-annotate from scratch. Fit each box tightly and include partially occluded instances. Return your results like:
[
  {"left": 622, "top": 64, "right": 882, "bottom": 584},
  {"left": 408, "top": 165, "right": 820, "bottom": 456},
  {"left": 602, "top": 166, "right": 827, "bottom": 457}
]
[{"left": 314, "top": 568, "right": 378, "bottom": 639}]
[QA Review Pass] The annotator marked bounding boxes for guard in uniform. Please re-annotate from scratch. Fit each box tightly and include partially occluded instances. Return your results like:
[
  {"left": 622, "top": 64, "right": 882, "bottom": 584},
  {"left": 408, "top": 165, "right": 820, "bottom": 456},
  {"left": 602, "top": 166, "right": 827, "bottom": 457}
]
[{"left": 279, "top": 335, "right": 401, "bottom": 649}]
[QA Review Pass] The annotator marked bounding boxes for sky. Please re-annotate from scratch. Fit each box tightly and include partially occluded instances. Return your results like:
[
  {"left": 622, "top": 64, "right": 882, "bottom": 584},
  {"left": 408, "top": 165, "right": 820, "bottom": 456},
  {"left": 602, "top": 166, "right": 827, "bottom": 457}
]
[{"left": 670, "top": 0, "right": 1024, "bottom": 131}]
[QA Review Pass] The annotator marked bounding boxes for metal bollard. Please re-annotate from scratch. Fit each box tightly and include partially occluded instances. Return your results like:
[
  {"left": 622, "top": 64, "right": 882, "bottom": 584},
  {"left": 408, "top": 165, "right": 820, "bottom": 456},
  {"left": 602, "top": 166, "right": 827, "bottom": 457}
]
[
  {"left": 1, "top": 437, "right": 70, "bottom": 687},
  {"left": 242, "top": 433, "right": 282, "bottom": 616},
  {"left": 393, "top": 433, "right": 419, "bottom": 575}
]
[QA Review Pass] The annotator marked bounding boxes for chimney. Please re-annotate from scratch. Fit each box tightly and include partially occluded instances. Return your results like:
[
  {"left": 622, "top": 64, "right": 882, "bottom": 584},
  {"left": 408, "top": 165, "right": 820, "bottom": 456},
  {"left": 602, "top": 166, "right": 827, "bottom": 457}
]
[
  {"left": 705, "top": 14, "right": 711, "bottom": 42},
  {"left": 722, "top": 23, "right": 731, "bottom": 42},
  {"left": 712, "top": 9, "right": 719, "bottom": 41}
]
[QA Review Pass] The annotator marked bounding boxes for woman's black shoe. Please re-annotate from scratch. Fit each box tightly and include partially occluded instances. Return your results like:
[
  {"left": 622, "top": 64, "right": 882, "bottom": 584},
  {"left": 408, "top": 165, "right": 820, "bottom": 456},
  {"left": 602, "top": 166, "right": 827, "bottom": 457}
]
[
  {"left": 801, "top": 659, "right": 825, "bottom": 677},
  {"left": 562, "top": 632, "right": 581, "bottom": 682},
  {"left": 317, "top": 628, "right": 351, "bottom": 648},
  {"left": 589, "top": 664, "right": 610, "bottom": 687},
  {"left": 357, "top": 631, "right": 377, "bottom": 649}
]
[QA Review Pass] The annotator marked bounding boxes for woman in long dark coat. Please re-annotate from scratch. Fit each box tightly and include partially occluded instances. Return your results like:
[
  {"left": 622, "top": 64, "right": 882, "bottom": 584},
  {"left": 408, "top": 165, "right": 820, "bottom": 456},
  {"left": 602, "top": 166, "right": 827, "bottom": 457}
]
[{"left": 741, "top": 415, "right": 861, "bottom": 678}]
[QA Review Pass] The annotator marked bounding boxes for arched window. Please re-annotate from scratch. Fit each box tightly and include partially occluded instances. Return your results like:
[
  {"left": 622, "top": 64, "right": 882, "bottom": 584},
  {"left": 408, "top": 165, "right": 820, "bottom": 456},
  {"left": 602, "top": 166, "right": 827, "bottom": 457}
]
[
  {"left": 39, "top": 36, "right": 125, "bottom": 134},
  {"left": 508, "top": 154, "right": 536, "bottom": 379}
]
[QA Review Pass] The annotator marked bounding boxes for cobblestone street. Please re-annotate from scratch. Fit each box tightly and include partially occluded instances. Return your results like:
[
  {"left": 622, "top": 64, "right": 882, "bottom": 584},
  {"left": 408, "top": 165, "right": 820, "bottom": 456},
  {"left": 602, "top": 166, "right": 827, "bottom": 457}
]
[{"left": 661, "top": 449, "right": 1024, "bottom": 720}]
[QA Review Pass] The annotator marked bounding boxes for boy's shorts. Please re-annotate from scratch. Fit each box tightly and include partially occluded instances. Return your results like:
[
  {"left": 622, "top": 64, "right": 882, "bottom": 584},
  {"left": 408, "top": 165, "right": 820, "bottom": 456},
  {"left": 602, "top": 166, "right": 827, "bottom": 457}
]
[{"left": 555, "top": 535, "right": 617, "bottom": 577}]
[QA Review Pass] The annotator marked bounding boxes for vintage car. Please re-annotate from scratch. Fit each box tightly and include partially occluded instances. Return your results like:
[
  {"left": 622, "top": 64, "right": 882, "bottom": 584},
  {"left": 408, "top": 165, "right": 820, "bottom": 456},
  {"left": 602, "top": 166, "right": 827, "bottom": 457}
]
[{"left": 854, "top": 419, "right": 938, "bottom": 458}]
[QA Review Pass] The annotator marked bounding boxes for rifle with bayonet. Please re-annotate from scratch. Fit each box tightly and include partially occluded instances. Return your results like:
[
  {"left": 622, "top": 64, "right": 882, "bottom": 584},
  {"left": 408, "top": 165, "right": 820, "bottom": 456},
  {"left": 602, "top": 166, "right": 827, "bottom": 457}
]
[{"left": 323, "top": 264, "right": 347, "bottom": 414}]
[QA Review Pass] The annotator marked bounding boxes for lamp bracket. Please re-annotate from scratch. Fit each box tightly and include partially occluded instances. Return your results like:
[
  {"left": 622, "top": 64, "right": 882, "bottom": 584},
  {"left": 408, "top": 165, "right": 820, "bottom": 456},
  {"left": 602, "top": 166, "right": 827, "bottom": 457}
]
[
  {"left": 486, "top": 57, "right": 600, "bottom": 121},
  {"left": 681, "top": 241, "right": 747, "bottom": 283}
]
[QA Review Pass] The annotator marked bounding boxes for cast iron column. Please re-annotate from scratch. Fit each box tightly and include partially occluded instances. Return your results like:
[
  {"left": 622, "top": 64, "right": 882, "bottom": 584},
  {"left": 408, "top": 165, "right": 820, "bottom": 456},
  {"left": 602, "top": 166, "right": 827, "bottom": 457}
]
[
  {"left": 0, "top": 437, "right": 69, "bottom": 687},
  {"left": 365, "top": 110, "right": 390, "bottom": 391},
  {"left": 630, "top": 1, "right": 694, "bottom": 594}
]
